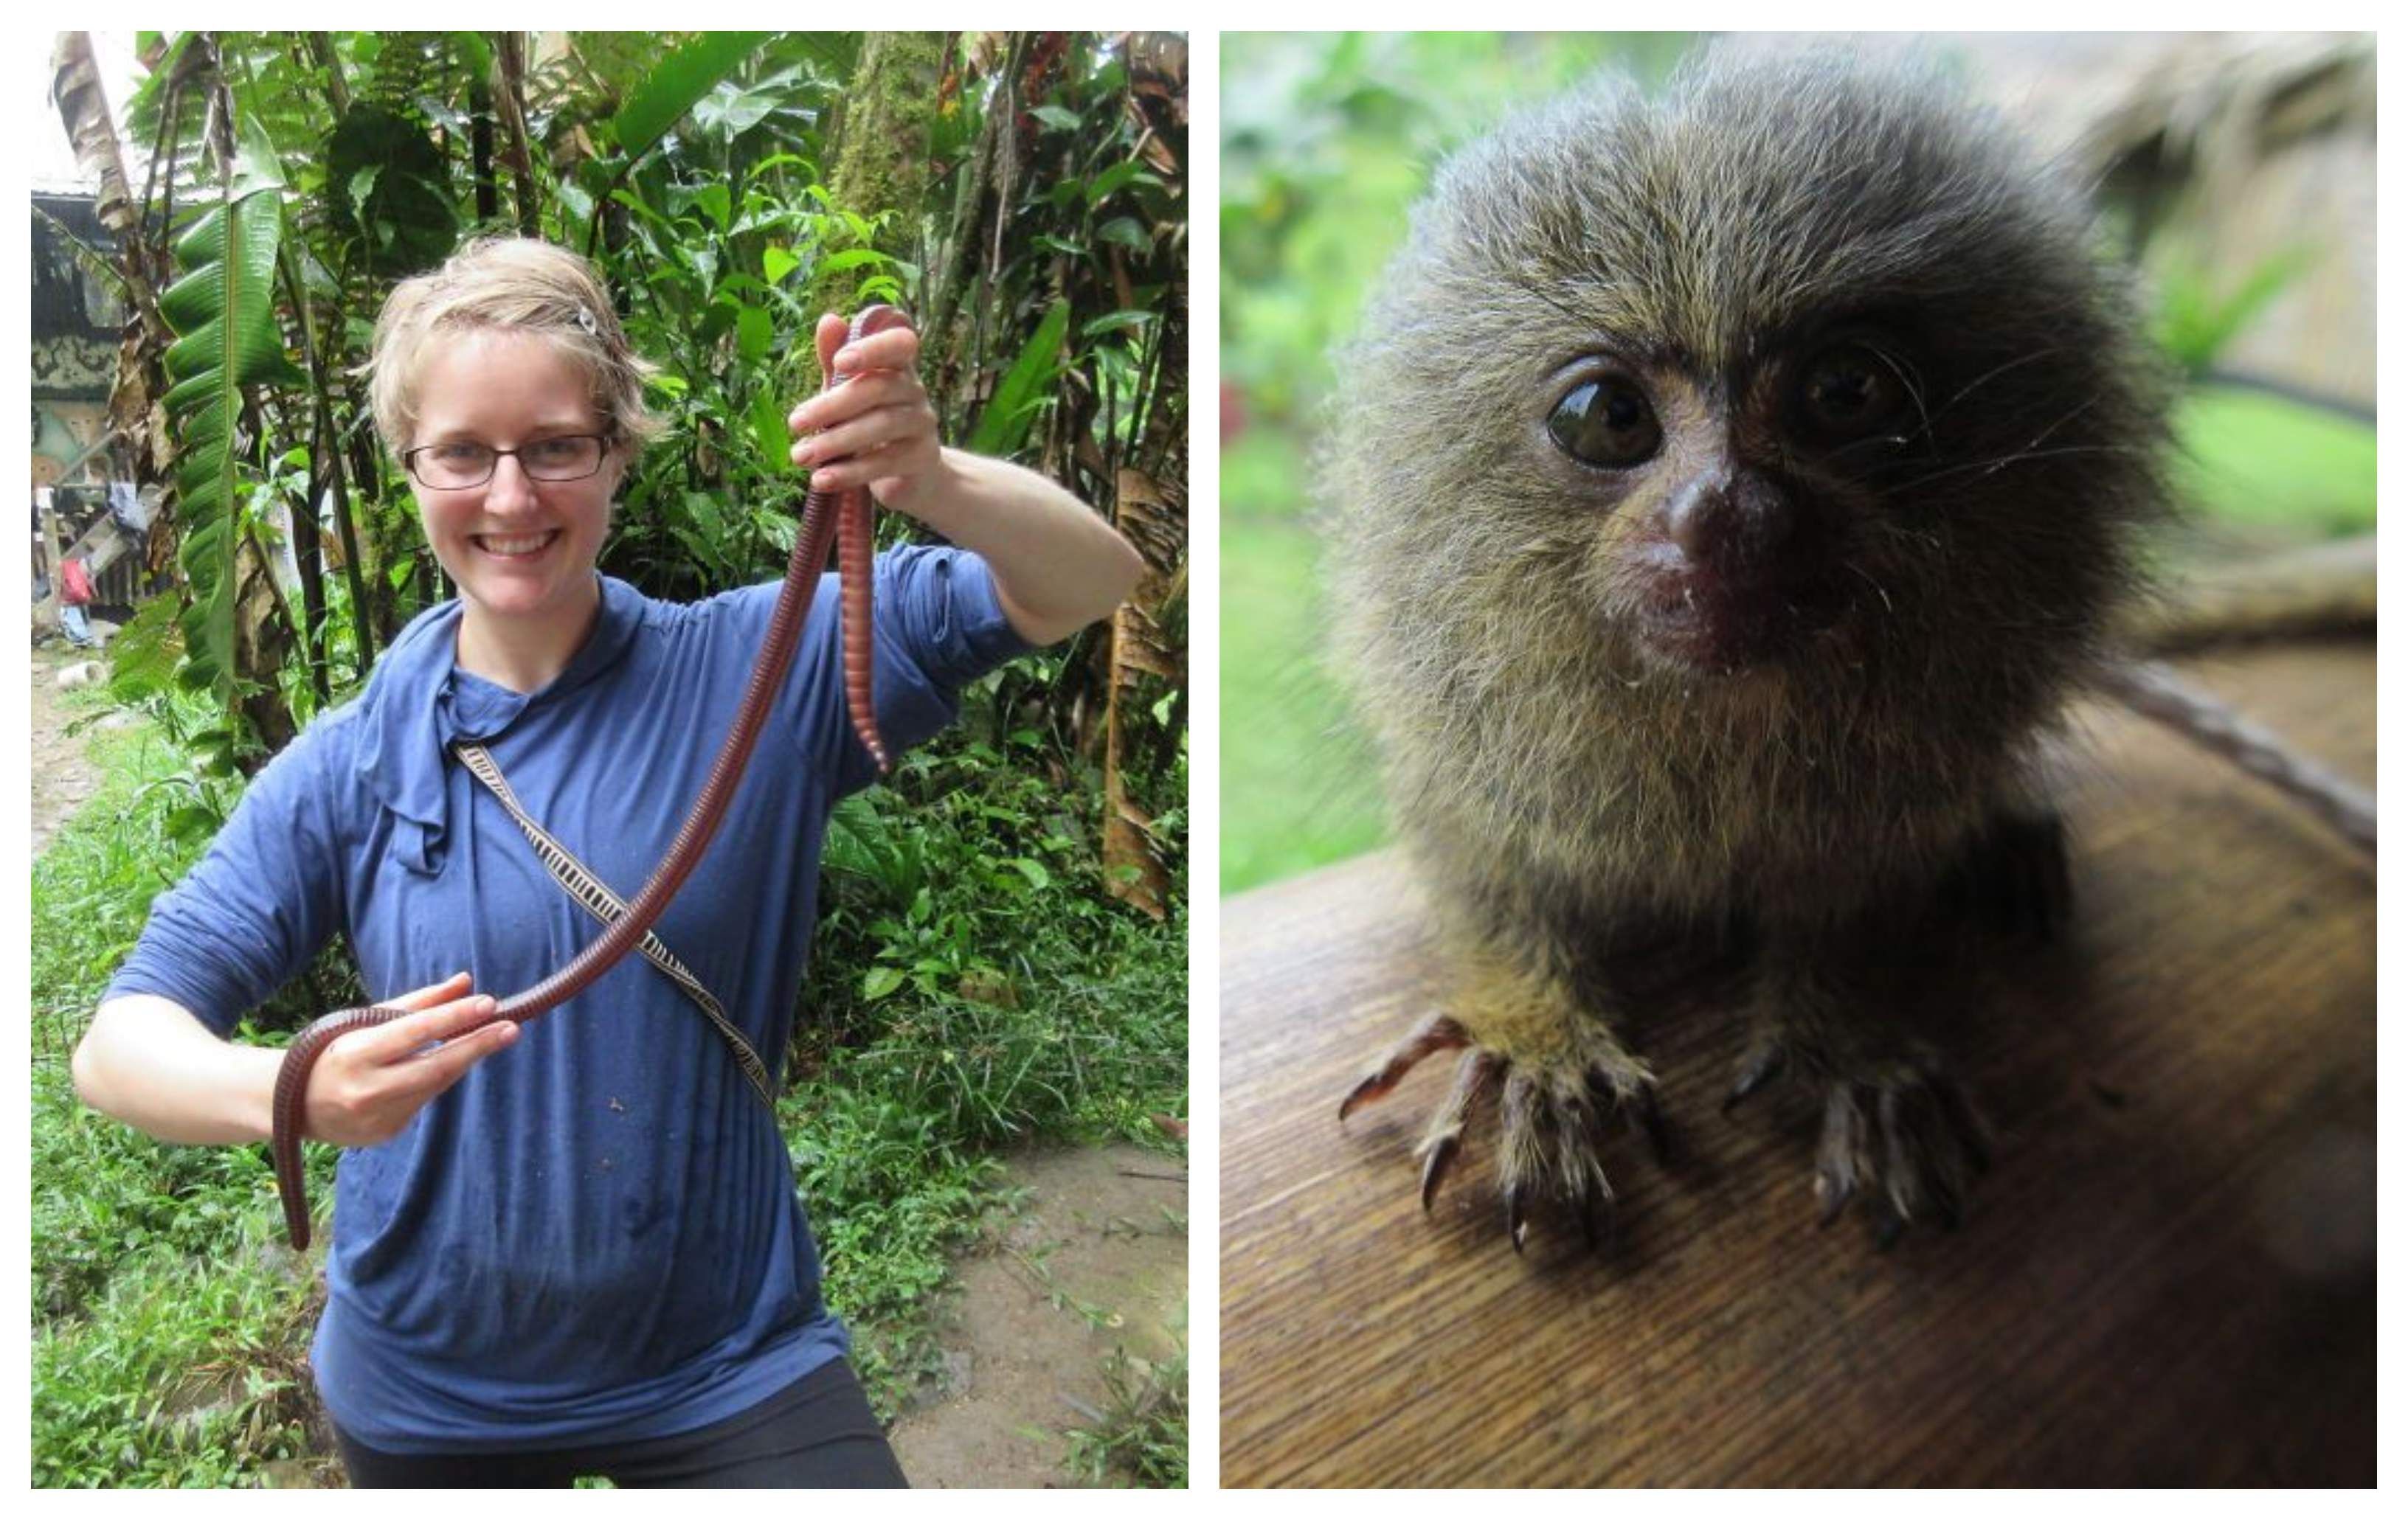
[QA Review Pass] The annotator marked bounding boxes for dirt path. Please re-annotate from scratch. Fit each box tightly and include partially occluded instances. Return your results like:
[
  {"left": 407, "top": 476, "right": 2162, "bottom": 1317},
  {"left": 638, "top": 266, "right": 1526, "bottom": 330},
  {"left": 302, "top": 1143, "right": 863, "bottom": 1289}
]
[
  {"left": 888, "top": 1143, "right": 1189, "bottom": 1488},
  {"left": 30, "top": 640, "right": 110, "bottom": 855}
]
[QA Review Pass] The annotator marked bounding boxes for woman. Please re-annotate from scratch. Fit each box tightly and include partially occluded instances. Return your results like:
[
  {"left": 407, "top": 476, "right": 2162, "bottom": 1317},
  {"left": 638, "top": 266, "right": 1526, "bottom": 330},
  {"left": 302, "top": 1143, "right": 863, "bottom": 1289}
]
[{"left": 71, "top": 237, "right": 1144, "bottom": 1487}]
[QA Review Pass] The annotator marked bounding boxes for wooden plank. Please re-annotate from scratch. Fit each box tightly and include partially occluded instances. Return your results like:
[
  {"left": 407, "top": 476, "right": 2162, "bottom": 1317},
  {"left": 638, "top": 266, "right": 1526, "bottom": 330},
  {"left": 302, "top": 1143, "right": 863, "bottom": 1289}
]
[{"left": 1220, "top": 642, "right": 2375, "bottom": 1487}]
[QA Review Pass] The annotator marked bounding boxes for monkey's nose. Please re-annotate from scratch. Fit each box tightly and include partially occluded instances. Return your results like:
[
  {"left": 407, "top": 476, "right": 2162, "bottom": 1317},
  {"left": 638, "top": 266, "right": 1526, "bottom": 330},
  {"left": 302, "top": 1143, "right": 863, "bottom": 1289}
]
[{"left": 1663, "top": 470, "right": 1797, "bottom": 575}]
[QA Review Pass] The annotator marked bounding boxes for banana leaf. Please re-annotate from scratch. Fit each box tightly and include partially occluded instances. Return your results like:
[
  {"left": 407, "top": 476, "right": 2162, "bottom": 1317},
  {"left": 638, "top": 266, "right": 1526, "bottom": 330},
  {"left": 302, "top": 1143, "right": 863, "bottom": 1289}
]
[{"left": 158, "top": 178, "right": 305, "bottom": 709}]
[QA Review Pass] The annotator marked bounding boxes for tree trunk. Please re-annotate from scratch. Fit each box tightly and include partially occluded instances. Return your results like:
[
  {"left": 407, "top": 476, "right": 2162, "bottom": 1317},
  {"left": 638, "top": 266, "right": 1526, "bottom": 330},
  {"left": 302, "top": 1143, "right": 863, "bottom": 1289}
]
[
  {"left": 924, "top": 33, "right": 1024, "bottom": 423},
  {"left": 809, "top": 31, "right": 946, "bottom": 366},
  {"left": 305, "top": 32, "right": 351, "bottom": 114},
  {"left": 1094, "top": 34, "right": 1189, "bottom": 915},
  {"left": 52, "top": 33, "right": 177, "bottom": 490},
  {"left": 232, "top": 527, "right": 299, "bottom": 768},
  {"left": 470, "top": 73, "right": 499, "bottom": 224},
  {"left": 492, "top": 32, "right": 542, "bottom": 237},
  {"left": 50, "top": 34, "right": 168, "bottom": 339}
]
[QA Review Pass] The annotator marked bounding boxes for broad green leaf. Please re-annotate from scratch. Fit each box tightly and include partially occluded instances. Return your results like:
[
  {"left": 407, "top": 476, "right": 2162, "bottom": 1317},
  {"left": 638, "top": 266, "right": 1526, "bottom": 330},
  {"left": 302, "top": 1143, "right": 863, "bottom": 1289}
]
[
  {"left": 232, "top": 112, "right": 287, "bottom": 199},
  {"left": 966, "top": 299, "right": 1069, "bottom": 457},
  {"left": 694, "top": 68, "right": 804, "bottom": 140},
  {"left": 1098, "top": 217, "right": 1152, "bottom": 254},
  {"left": 750, "top": 385, "right": 790, "bottom": 475},
  {"left": 450, "top": 30, "right": 494, "bottom": 79},
  {"left": 763, "top": 244, "right": 800, "bottom": 285},
  {"left": 612, "top": 32, "right": 775, "bottom": 162},
  {"left": 679, "top": 490, "right": 727, "bottom": 541},
  {"left": 746, "top": 152, "right": 816, "bottom": 182},
  {"left": 1031, "top": 105, "right": 1080, "bottom": 131},
  {"left": 1086, "top": 160, "right": 1144, "bottom": 204},
  {"left": 862, "top": 965, "right": 905, "bottom": 1001},
  {"left": 817, "top": 247, "right": 889, "bottom": 276},
  {"left": 158, "top": 184, "right": 303, "bottom": 709},
  {"left": 737, "top": 305, "right": 774, "bottom": 364},
  {"left": 346, "top": 167, "right": 381, "bottom": 230},
  {"left": 1083, "top": 310, "right": 1156, "bottom": 338}
]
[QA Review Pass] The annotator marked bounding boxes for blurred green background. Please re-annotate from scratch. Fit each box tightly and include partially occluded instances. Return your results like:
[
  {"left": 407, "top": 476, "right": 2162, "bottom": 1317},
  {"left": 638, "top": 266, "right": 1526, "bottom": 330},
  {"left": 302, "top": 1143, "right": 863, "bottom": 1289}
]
[{"left": 1218, "top": 31, "right": 2376, "bottom": 897}]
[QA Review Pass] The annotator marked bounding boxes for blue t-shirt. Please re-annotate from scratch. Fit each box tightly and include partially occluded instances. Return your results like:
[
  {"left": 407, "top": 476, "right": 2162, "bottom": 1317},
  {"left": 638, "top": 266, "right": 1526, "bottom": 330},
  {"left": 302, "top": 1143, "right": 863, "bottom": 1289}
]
[{"left": 105, "top": 546, "right": 1028, "bottom": 1453}]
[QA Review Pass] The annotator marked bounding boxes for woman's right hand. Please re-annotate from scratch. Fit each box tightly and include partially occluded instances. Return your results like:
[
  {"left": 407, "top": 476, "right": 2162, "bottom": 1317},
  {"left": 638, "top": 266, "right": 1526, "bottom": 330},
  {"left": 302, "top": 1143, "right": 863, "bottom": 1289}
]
[{"left": 301, "top": 973, "right": 520, "bottom": 1148}]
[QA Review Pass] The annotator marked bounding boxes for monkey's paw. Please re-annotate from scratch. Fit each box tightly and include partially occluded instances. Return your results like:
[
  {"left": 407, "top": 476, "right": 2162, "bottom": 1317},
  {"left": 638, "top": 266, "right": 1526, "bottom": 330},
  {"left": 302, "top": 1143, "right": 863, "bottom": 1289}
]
[
  {"left": 1338, "top": 1012, "right": 1667, "bottom": 1252},
  {"left": 1728, "top": 1035, "right": 1991, "bottom": 1246}
]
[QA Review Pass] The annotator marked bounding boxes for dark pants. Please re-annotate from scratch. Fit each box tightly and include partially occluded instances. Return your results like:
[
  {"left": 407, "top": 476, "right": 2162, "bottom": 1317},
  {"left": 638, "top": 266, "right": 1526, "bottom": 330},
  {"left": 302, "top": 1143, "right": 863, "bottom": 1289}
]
[{"left": 332, "top": 1356, "right": 908, "bottom": 1488}]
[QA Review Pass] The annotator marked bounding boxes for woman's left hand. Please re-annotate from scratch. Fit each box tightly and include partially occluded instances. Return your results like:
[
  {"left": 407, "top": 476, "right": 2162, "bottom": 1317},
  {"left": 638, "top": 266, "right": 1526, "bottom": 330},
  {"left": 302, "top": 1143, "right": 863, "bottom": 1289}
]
[{"left": 788, "top": 314, "right": 949, "bottom": 520}]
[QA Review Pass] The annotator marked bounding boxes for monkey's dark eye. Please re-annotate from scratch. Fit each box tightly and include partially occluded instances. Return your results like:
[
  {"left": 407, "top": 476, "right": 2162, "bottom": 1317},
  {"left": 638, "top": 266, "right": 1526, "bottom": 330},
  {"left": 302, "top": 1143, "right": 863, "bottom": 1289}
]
[
  {"left": 1796, "top": 343, "right": 1909, "bottom": 440},
  {"left": 1546, "top": 378, "right": 1661, "bottom": 468}
]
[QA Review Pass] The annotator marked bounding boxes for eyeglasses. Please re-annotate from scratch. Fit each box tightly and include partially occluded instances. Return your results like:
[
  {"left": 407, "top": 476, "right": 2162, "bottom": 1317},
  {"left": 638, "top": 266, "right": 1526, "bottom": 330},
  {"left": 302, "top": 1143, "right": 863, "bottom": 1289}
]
[{"left": 402, "top": 434, "right": 612, "bottom": 490}]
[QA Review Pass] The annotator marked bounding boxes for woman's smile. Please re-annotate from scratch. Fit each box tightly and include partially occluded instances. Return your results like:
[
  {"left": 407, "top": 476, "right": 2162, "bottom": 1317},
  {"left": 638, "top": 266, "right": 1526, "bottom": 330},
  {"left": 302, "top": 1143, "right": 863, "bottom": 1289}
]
[
  {"left": 406, "top": 329, "right": 626, "bottom": 684},
  {"left": 472, "top": 528, "right": 564, "bottom": 559}
]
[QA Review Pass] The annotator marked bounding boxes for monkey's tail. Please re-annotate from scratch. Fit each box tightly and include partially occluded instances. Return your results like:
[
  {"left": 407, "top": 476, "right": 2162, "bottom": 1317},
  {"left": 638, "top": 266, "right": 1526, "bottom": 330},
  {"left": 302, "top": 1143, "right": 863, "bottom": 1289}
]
[{"left": 2093, "top": 659, "right": 2375, "bottom": 858}]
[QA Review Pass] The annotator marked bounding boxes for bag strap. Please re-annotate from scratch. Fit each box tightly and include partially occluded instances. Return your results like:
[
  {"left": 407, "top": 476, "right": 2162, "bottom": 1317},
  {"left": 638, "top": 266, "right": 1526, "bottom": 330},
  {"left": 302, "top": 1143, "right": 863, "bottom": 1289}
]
[{"left": 452, "top": 740, "right": 779, "bottom": 1113}]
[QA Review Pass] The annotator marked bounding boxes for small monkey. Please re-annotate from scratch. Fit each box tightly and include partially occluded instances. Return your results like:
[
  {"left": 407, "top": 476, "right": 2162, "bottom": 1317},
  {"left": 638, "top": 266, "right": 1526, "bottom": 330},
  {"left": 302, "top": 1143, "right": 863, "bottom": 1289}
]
[{"left": 1325, "top": 49, "right": 2345, "bottom": 1249}]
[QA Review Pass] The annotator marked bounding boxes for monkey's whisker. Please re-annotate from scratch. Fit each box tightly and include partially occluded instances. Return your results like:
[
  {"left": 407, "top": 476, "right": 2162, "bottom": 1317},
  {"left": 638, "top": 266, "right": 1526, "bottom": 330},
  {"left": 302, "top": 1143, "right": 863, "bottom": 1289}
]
[
  {"left": 1844, "top": 562, "right": 1896, "bottom": 614},
  {"left": 1880, "top": 443, "right": 2148, "bottom": 494},
  {"left": 1929, "top": 347, "right": 2066, "bottom": 420}
]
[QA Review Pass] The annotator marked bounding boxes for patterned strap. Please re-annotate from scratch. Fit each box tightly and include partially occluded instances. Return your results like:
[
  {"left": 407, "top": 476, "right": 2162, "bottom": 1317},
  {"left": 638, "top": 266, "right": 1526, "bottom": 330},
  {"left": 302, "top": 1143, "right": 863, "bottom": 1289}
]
[{"left": 452, "top": 740, "right": 780, "bottom": 1112}]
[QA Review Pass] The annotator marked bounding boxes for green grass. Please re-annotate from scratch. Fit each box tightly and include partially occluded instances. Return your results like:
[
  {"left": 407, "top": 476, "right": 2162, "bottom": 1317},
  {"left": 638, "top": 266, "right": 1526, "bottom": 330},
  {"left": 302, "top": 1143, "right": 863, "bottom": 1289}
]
[
  {"left": 2173, "top": 384, "right": 2376, "bottom": 537},
  {"left": 1219, "top": 505, "right": 1387, "bottom": 896},
  {"left": 1062, "top": 1333, "right": 1189, "bottom": 1488},
  {"left": 31, "top": 691, "right": 1186, "bottom": 1487}
]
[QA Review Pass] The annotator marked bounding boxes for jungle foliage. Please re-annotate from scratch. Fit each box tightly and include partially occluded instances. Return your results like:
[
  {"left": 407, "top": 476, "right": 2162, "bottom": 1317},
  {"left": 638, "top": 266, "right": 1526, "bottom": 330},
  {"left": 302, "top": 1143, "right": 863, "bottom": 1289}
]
[{"left": 37, "top": 29, "right": 1188, "bottom": 1488}]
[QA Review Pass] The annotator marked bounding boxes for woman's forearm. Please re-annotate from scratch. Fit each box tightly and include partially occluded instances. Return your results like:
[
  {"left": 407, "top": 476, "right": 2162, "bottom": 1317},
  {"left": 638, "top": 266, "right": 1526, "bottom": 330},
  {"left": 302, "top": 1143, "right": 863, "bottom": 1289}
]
[
  {"left": 898, "top": 449, "right": 1146, "bottom": 646},
  {"left": 72, "top": 995, "right": 282, "bottom": 1145}
]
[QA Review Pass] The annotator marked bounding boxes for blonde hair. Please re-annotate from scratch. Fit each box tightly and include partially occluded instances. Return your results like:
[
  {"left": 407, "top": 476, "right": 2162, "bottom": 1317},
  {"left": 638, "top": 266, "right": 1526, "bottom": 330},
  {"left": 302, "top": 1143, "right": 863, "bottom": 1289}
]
[{"left": 366, "top": 237, "right": 664, "bottom": 460}]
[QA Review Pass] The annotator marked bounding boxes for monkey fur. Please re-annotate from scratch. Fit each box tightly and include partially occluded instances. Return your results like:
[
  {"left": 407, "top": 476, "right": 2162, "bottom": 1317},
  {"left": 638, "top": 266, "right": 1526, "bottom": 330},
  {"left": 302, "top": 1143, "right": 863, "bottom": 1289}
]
[{"left": 1326, "top": 49, "right": 2213, "bottom": 1249}]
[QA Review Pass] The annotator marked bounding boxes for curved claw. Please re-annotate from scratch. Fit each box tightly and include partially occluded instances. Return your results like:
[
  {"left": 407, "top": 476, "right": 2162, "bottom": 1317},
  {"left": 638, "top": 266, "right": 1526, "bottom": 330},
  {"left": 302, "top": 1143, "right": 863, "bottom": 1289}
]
[
  {"left": 1352, "top": 1016, "right": 1656, "bottom": 1253},
  {"left": 1724, "top": 1042, "right": 1788, "bottom": 1113},
  {"left": 1413, "top": 1048, "right": 1498, "bottom": 1211},
  {"left": 1338, "top": 1013, "right": 1469, "bottom": 1121},
  {"left": 1419, "top": 1134, "right": 1460, "bottom": 1211},
  {"left": 1815, "top": 1157, "right": 1855, "bottom": 1228},
  {"left": 1810, "top": 1056, "right": 1992, "bottom": 1243}
]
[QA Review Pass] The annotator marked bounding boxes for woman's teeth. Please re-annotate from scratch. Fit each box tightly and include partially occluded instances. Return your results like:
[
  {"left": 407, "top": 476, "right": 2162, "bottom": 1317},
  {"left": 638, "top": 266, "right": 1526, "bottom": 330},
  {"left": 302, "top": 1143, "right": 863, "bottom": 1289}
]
[{"left": 478, "top": 531, "right": 555, "bottom": 555}]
